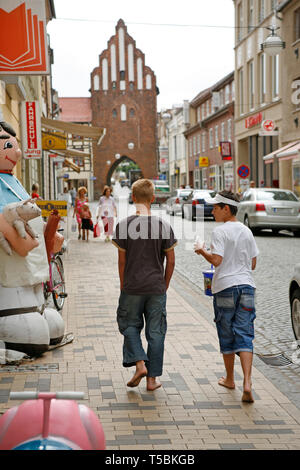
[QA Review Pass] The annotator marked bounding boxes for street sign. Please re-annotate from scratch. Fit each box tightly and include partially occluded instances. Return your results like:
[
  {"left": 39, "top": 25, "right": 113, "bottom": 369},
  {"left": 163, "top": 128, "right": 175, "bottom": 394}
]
[
  {"left": 237, "top": 164, "right": 250, "bottom": 179},
  {"left": 36, "top": 200, "right": 67, "bottom": 218}
]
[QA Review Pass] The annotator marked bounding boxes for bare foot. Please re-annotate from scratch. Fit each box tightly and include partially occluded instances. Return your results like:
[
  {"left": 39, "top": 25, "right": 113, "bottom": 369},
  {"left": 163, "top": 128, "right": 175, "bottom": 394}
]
[
  {"left": 242, "top": 391, "right": 254, "bottom": 403},
  {"left": 218, "top": 376, "right": 235, "bottom": 390},
  {"left": 127, "top": 366, "right": 147, "bottom": 388},
  {"left": 242, "top": 381, "right": 254, "bottom": 403},
  {"left": 146, "top": 377, "right": 162, "bottom": 391}
]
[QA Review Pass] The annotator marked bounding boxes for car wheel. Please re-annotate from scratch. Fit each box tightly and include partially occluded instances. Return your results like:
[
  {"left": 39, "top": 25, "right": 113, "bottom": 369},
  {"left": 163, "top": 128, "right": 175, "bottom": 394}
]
[
  {"left": 291, "top": 288, "right": 300, "bottom": 340},
  {"left": 294, "top": 230, "right": 300, "bottom": 238},
  {"left": 244, "top": 215, "right": 259, "bottom": 234}
]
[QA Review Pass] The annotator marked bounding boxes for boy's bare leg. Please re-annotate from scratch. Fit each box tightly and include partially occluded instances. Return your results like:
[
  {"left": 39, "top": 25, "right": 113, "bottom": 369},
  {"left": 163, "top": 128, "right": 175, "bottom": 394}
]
[
  {"left": 127, "top": 360, "right": 147, "bottom": 387},
  {"left": 239, "top": 352, "right": 254, "bottom": 403},
  {"left": 146, "top": 377, "right": 162, "bottom": 391},
  {"left": 218, "top": 353, "right": 235, "bottom": 389}
]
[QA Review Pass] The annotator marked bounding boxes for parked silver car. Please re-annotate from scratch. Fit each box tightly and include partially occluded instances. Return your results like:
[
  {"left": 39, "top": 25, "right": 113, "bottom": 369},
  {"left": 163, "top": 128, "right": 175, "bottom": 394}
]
[
  {"left": 237, "top": 188, "right": 300, "bottom": 236},
  {"left": 290, "top": 264, "right": 300, "bottom": 340},
  {"left": 165, "top": 188, "right": 193, "bottom": 215}
]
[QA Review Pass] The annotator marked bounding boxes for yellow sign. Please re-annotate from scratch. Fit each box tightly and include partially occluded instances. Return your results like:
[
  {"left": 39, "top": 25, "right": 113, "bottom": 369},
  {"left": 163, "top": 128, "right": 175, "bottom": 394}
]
[
  {"left": 36, "top": 200, "right": 67, "bottom": 217},
  {"left": 199, "top": 157, "right": 209, "bottom": 167},
  {"left": 42, "top": 132, "right": 67, "bottom": 150}
]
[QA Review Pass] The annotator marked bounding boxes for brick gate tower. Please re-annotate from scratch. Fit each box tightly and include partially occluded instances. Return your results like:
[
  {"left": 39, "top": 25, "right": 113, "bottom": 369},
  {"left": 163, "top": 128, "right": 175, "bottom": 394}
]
[{"left": 91, "top": 19, "right": 159, "bottom": 199}]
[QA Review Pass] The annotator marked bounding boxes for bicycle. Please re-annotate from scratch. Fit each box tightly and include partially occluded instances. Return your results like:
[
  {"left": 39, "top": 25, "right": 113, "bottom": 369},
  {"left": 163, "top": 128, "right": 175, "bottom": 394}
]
[{"left": 43, "top": 231, "right": 68, "bottom": 311}]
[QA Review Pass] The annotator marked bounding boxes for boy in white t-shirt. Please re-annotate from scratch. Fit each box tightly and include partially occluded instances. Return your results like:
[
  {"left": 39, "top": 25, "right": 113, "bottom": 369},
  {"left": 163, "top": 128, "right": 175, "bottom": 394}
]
[{"left": 194, "top": 190, "right": 259, "bottom": 403}]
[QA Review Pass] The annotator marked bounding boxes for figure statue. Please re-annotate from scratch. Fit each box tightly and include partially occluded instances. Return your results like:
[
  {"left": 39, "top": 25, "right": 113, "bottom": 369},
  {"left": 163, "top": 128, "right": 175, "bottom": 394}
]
[{"left": 0, "top": 121, "right": 66, "bottom": 361}]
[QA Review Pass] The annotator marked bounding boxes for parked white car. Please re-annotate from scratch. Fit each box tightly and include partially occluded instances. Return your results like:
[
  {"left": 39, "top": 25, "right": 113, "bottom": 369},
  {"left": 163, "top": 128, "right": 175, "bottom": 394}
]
[
  {"left": 237, "top": 188, "right": 300, "bottom": 236},
  {"left": 290, "top": 264, "right": 300, "bottom": 340}
]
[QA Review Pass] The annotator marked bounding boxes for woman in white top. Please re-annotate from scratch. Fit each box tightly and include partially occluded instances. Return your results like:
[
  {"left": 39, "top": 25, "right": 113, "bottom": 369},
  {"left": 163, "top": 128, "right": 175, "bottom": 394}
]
[{"left": 97, "top": 186, "right": 117, "bottom": 242}]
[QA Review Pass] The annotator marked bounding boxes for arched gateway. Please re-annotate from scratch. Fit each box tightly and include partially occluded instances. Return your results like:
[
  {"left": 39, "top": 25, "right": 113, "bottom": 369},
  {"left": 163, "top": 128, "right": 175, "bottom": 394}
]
[{"left": 91, "top": 19, "right": 159, "bottom": 199}]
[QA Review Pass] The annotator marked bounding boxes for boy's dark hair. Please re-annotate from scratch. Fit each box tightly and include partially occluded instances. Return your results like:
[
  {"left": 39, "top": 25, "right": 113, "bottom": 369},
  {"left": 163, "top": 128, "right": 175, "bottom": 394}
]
[{"left": 217, "top": 190, "right": 240, "bottom": 215}]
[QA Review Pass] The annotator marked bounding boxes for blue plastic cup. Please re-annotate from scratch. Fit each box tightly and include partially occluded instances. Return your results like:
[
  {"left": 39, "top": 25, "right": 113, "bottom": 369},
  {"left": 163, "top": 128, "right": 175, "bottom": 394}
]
[{"left": 202, "top": 265, "right": 215, "bottom": 296}]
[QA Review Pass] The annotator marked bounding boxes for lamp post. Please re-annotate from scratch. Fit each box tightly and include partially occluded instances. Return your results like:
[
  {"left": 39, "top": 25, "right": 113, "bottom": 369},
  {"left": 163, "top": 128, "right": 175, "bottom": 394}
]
[{"left": 260, "top": 25, "right": 285, "bottom": 55}]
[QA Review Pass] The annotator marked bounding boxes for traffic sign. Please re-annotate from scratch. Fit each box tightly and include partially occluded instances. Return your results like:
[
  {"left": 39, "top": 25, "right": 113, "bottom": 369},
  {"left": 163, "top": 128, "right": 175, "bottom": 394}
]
[{"left": 237, "top": 164, "right": 250, "bottom": 179}]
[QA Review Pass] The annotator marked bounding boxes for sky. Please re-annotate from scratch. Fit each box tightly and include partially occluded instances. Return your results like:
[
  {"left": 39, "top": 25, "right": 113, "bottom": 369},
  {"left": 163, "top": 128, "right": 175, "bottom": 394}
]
[{"left": 48, "top": 0, "right": 235, "bottom": 111}]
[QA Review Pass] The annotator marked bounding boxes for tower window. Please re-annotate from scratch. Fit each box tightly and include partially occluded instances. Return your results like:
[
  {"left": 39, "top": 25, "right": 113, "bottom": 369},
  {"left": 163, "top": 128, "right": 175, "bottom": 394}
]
[
  {"left": 112, "top": 109, "right": 117, "bottom": 118},
  {"left": 120, "top": 70, "right": 125, "bottom": 80},
  {"left": 130, "top": 108, "right": 135, "bottom": 117}
]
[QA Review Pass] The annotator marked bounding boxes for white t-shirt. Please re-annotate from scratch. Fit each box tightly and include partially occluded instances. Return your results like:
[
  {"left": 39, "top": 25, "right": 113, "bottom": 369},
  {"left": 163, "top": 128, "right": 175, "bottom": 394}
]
[
  {"left": 98, "top": 195, "right": 116, "bottom": 218},
  {"left": 210, "top": 221, "right": 259, "bottom": 294}
]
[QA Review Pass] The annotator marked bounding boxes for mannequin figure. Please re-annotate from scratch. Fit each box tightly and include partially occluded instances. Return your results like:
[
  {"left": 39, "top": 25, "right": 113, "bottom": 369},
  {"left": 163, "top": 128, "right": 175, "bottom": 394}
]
[{"left": 0, "top": 122, "right": 65, "bottom": 359}]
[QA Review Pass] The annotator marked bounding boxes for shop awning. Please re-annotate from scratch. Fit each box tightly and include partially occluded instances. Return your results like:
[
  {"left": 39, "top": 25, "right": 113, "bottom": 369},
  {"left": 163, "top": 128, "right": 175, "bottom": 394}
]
[
  {"left": 64, "top": 158, "right": 80, "bottom": 173},
  {"left": 41, "top": 117, "right": 106, "bottom": 144},
  {"left": 263, "top": 141, "right": 299, "bottom": 164},
  {"left": 277, "top": 142, "right": 300, "bottom": 161}
]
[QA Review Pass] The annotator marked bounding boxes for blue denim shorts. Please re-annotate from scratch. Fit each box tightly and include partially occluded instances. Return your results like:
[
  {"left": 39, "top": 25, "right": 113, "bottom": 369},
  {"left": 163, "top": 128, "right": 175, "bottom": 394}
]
[{"left": 213, "top": 285, "right": 256, "bottom": 355}]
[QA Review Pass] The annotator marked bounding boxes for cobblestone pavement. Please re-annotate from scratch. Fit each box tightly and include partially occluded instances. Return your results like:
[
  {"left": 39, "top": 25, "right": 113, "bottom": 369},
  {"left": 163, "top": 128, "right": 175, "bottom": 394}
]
[{"left": 2, "top": 202, "right": 300, "bottom": 450}]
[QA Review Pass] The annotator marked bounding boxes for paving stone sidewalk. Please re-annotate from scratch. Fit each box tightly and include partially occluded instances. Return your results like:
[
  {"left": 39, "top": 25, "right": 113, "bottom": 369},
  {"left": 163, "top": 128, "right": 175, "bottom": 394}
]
[{"left": 2, "top": 233, "right": 300, "bottom": 450}]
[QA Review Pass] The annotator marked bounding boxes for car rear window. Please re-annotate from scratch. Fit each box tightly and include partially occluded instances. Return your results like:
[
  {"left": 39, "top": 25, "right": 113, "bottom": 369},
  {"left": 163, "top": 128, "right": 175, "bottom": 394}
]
[
  {"left": 256, "top": 190, "right": 298, "bottom": 202},
  {"left": 194, "top": 191, "right": 216, "bottom": 199}
]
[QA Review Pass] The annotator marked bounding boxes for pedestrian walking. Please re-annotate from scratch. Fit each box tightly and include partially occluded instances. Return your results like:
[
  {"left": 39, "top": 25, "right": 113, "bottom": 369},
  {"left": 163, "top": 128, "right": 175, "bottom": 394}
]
[
  {"left": 194, "top": 190, "right": 259, "bottom": 403},
  {"left": 112, "top": 179, "right": 177, "bottom": 391},
  {"left": 73, "top": 186, "right": 88, "bottom": 240},
  {"left": 97, "top": 186, "right": 117, "bottom": 243},
  {"left": 70, "top": 187, "right": 76, "bottom": 207},
  {"left": 80, "top": 203, "right": 93, "bottom": 242}
]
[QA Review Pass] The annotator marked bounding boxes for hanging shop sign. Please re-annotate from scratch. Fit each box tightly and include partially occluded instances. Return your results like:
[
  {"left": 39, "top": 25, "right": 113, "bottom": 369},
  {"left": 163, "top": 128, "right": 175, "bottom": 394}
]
[
  {"left": 35, "top": 200, "right": 67, "bottom": 218},
  {"left": 199, "top": 157, "right": 209, "bottom": 167},
  {"left": 259, "top": 119, "right": 279, "bottom": 136},
  {"left": 20, "top": 100, "right": 42, "bottom": 159},
  {"left": 42, "top": 132, "right": 67, "bottom": 150},
  {"left": 0, "top": 0, "right": 49, "bottom": 74},
  {"left": 219, "top": 142, "right": 232, "bottom": 160}
]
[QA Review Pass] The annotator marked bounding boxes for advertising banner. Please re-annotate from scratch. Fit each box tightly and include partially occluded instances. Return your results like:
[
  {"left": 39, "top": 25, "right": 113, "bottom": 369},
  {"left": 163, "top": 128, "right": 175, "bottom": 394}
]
[
  {"left": 0, "top": 0, "right": 49, "bottom": 74},
  {"left": 21, "top": 100, "right": 42, "bottom": 159}
]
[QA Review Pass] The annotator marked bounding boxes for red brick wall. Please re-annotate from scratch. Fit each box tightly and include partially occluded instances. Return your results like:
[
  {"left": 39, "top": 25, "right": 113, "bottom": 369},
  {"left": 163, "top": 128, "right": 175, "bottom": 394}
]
[{"left": 91, "top": 20, "right": 158, "bottom": 199}]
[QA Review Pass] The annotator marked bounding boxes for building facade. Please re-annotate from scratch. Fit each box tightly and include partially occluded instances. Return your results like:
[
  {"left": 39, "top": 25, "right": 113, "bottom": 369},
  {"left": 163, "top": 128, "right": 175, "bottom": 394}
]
[
  {"left": 91, "top": 19, "right": 159, "bottom": 199},
  {"left": 184, "top": 73, "right": 235, "bottom": 191},
  {"left": 233, "top": 0, "right": 284, "bottom": 191},
  {"left": 57, "top": 97, "right": 94, "bottom": 199},
  {"left": 275, "top": 0, "right": 300, "bottom": 195},
  {"left": 166, "top": 102, "right": 190, "bottom": 190}
]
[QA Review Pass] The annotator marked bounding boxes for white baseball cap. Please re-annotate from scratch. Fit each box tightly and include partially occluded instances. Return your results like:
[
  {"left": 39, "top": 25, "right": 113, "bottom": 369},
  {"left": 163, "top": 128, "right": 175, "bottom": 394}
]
[{"left": 205, "top": 193, "right": 240, "bottom": 207}]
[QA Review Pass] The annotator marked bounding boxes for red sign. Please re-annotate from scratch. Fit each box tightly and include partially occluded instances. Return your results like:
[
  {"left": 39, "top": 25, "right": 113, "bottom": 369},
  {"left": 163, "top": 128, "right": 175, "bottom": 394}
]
[
  {"left": 245, "top": 112, "right": 263, "bottom": 129},
  {"left": 21, "top": 100, "right": 42, "bottom": 159},
  {"left": 220, "top": 141, "right": 232, "bottom": 160},
  {"left": 262, "top": 120, "right": 275, "bottom": 132},
  {"left": 0, "top": 1, "right": 49, "bottom": 74}
]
